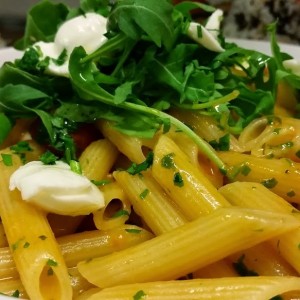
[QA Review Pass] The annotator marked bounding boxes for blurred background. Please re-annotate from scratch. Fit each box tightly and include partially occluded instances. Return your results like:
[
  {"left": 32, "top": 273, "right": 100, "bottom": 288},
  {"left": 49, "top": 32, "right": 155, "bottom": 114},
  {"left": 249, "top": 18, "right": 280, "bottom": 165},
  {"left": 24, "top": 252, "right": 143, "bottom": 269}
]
[{"left": 1, "top": 0, "right": 300, "bottom": 47}]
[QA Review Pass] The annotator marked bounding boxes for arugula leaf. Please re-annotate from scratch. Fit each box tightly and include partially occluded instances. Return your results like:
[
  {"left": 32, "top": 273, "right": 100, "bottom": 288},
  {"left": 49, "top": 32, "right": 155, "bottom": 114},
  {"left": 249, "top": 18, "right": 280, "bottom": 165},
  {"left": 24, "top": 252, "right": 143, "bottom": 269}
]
[
  {"left": 15, "top": 0, "right": 69, "bottom": 49},
  {"left": 0, "top": 84, "right": 52, "bottom": 116},
  {"left": 69, "top": 46, "right": 226, "bottom": 171},
  {"left": 174, "top": 1, "right": 215, "bottom": 18},
  {"left": 108, "top": 0, "right": 176, "bottom": 50},
  {"left": 80, "top": 0, "right": 111, "bottom": 16},
  {"left": 0, "top": 113, "right": 13, "bottom": 145}
]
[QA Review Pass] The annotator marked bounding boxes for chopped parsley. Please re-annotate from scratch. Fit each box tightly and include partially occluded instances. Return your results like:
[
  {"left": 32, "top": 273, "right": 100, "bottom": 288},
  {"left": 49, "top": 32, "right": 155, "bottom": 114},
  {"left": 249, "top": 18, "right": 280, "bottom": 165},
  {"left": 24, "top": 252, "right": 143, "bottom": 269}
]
[
  {"left": 10, "top": 141, "right": 33, "bottom": 164},
  {"left": 1, "top": 153, "right": 13, "bottom": 166},
  {"left": 23, "top": 242, "right": 30, "bottom": 249},
  {"left": 240, "top": 164, "right": 251, "bottom": 176},
  {"left": 10, "top": 141, "right": 32, "bottom": 153},
  {"left": 11, "top": 290, "right": 20, "bottom": 298},
  {"left": 127, "top": 152, "right": 154, "bottom": 175},
  {"left": 38, "top": 235, "right": 47, "bottom": 240},
  {"left": 161, "top": 153, "right": 175, "bottom": 169},
  {"left": 52, "top": 49, "right": 68, "bottom": 66},
  {"left": 173, "top": 172, "right": 184, "bottom": 187},
  {"left": 91, "top": 179, "right": 111, "bottom": 186},
  {"left": 139, "top": 189, "right": 149, "bottom": 199},
  {"left": 273, "top": 128, "right": 281, "bottom": 134},
  {"left": 39, "top": 150, "right": 58, "bottom": 165},
  {"left": 261, "top": 178, "right": 278, "bottom": 189},
  {"left": 125, "top": 228, "right": 142, "bottom": 234},
  {"left": 296, "top": 150, "right": 300, "bottom": 158},
  {"left": 287, "top": 190, "right": 296, "bottom": 197},
  {"left": 209, "top": 134, "right": 230, "bottom": 151},
  {"left": 133, "top": 290, "right": 147, "bottom": 300},
  {"left": 112, "top": 209, "right": 130, "bottom": 218},
  {"left": 11, "top": 238, "right": 24, "bottom": 251},
  {"left": 232, "top": 254, "right": 259, "bottom": 276},
  {"left": 46, "top": 258, "right": 58, "bottom": 267}
]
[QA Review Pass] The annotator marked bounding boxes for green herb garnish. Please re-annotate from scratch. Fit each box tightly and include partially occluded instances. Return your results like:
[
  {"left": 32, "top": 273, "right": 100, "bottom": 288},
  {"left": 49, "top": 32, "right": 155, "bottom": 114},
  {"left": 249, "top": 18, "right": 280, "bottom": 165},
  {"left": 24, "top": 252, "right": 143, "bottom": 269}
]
[
  {"left": 1, "top": 0, "right": 299, "bottom": 176},
  {"left": 261, "top": 178, "right": 278, "bottom": 189},
  {"left": 173, "top": 172, "right": 184, "bottom": 187},
  {"left": 139, "top": 189, "right": 149, "bottom": 199},
  {"left": 125, "top": 228, "right": 142, "bottom": 234},
  {"left": 112, "top": 209, "right": 130, "bottom": 218},
  {"left": 161, "top": 153, "right": 175, "bottom": 169},
  {"left": 133, "top": 290, "right": 147, "bottom": 300},
  {"left": 40, "top": 150, "right": 58, "bottom": 165},
  {"left": 232, "top": 254, "right": 259, "bottom": 276},
  {"left": 127, "top": 152, "right": 154, "bottom": 175},
  {"left": 46, "top": 258, "right": 58, "bottom": 267},
  {"left": 1, "top": 153, "right": 13, "bottom": 166}
]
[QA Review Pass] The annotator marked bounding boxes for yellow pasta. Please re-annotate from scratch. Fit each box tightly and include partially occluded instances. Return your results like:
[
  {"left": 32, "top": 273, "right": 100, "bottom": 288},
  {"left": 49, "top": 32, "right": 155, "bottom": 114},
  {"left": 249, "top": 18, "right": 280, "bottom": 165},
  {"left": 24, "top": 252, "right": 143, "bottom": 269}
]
[
  {"left": 93, "top": 181, "right": 132, "bottom": 230},
  {"left": 0, "top": 278, "right": 27, "bottom": 299},
  {"left": 77, "top": 276, "right": 300, "bottom": 300},
  {"left": 98, "top": 121, "right": 153, "bottom": 163},
  {"left": 114, "top": 170, "right": 187, "bottom": 235},
  {"left": 0, "top": 225, "right": 154, "bottom": 280},
  {"left": 152, "top": 134, "right": 230, "bottom": 219},
  {"left": 192, "top": 259, "right": 238, "bottom": 278},
  {"left": 79, "top": 138, "right": 119, "bottom": 180},
  {"left": 219, "top": 181, "right": 300, "bottom": 274},
  {"left": 2, "top": 2, "right": 300, "bottom": 298},
  {"left": 59, "top": 225, "right": 154, "bottom": 267},
  {"left": 218, "top": 151, "right": 300, "bottom": 202},
  {"left": 114, "top": 169, "right": 234, "bottom": 278},
  {"left": 77, "top": 207, "right": 300, "bottom": 288},
  {"left": 238, "top": 116, "right": 300, "bottom": 160},
  {"left": 0, "top": 147, "right": 72, "bottom": 300}
]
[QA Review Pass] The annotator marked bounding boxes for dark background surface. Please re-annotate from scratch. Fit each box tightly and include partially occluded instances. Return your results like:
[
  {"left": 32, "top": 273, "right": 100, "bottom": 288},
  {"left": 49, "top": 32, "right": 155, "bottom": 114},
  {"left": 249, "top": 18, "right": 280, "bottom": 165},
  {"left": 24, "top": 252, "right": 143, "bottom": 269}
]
[{"left": 1, "top": 0, "right": 299, "bottom": 47}]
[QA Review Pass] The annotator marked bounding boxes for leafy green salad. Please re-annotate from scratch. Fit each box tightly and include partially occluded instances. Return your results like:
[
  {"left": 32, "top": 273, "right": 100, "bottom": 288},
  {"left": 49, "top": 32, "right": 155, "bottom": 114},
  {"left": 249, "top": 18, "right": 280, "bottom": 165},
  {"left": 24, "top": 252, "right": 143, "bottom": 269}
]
[{"left": 0, "top": 0, "right": 300, "bottom": 173}]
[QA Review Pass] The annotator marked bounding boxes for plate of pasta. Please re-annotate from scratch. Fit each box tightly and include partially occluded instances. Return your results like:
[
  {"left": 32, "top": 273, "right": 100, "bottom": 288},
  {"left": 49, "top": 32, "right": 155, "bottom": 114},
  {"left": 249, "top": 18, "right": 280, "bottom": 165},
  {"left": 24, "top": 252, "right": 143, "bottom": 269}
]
[{"left": 2, "top": 1, "right": 300, "bottom": 299}]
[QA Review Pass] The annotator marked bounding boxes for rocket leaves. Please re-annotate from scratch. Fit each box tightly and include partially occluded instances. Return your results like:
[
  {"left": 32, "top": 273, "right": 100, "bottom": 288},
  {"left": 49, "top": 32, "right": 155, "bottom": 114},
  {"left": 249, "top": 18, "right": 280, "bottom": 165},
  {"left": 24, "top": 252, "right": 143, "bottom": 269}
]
[
  {"left": 1, "top": 0, "right": 298, "bottom": 172},
  {"left": 107, "top": 0, "right": 176, "bottom": 50}
]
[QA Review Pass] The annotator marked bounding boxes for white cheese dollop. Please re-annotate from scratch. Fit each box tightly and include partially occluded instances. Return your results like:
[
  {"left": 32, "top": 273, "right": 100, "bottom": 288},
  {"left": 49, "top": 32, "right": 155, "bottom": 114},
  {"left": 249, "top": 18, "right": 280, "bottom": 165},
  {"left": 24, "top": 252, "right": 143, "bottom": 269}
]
[
  {"left": 9, "top": 161, "right": 105, "bottom": 216},
  {"left": 33, "top": 12, "right": 107, "bottom": 76},
  {"left": 187, "top": 9, "right": 224, "bottom": 52},
  {"left": 283, "top": 59, "right": 300, "bottom": 76}
]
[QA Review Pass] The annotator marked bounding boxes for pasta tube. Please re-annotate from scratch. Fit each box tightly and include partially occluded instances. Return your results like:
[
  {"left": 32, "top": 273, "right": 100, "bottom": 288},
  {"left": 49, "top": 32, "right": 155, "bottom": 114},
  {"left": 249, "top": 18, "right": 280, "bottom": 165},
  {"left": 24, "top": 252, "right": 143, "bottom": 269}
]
[
  {"left": 93, "top": 181, "right": 132, "bottom": 230},
  {"left": 0, "top": 225, "right": 154, "bottom": 279},
  {"left": 218, "top": 151, "right": 300, "bottom": 202},
  {"left": 114, "top": 170, "right": 187, "bottom": 235},
  {"left": 219, "top": 181, "right": 300, "bottom": 274},
  {"left": 0, "top": 150, "right": 72, "bottom": 300},
  {"left": 77, "top": 207, "right": 300, "bottom": 288},
  {"left": 152, "top": 135, "right": 230, "bottom": 220},
  {"left": 77, "top": 276, "right": 300, "bottom": 300}
]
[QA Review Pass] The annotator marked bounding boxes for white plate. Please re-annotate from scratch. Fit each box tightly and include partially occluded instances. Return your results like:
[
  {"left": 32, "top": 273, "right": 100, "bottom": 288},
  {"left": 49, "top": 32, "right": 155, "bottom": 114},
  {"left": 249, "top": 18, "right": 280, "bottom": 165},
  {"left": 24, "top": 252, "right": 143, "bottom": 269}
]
[
  {"left": 0, "top": 47, "right": 23, "bottom": 66},
  {"left": 0, "top": 39, "right": 299, "bottom": 299}
]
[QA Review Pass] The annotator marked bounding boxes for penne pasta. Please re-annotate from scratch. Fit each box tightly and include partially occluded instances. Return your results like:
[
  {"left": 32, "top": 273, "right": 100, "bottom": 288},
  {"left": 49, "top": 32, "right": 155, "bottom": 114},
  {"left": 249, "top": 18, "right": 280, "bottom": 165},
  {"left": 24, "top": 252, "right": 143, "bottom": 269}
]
[
  {"left": 93, "top": 181, "right": 132, "bottom": 230},
  {"left": 218, "top": 151, "right": 300, "bottom": 203},
  {"left": 79, "top": 138, "right": 119, "bottom": 181},
  {"left": 77, "top": 207, "right": 300, "bottom": 288},
  {"left": 152, "top": 135, "right": 230, "bottom": 220},
  {"left": 0, "top": 225, "right": 154, "bottom": 280},
  {"left": 114, "top": 170, "right": 187, "bottom": 235},
  {"left": 98, "top": 121, "right": 151, "bottom": 163},
  {"left": 0, "top": 147, "right": 72, "bottom": 300},
  {"left": 219, "top": 181, "right": 300, "bottom": 274},
  {"left": 77, "top": 276, "right": 300, "bottom": 300}
]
